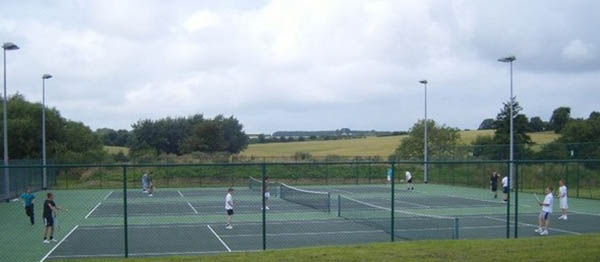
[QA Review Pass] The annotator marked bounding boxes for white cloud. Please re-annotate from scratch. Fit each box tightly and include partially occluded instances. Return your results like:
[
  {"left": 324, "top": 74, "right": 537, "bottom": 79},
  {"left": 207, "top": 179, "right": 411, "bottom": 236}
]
[
  {"left": 183, "top": 10, "right": 222, "bottom": 32},
  {"left": 562, "top": 39, "right": 594, "bottom": 62}
]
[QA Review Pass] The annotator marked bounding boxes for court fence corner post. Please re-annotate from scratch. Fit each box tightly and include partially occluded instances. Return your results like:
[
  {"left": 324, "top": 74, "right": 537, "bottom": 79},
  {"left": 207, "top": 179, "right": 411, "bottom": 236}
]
[
  {"left": 506, "top": 160, "right": 510, "bottom": 239},
  {"left": 123, "top": 165, "right": 129, "bottom": 258},
  {"left": 514, "top": 161, "right": 519, "bottom": 239},
  {"left": 261, "top": 163, "right": 266, "bottom": 251},
  {"left": 390, "top": 161, "right": 395, "bottom": 242}
]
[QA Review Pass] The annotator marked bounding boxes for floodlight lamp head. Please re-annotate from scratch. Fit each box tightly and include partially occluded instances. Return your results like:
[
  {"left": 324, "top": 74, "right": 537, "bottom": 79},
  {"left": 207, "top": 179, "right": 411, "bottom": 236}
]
[
  {"left": 419, "top": 80, "right": 428, "bottom": 84},
  {"left": 42, "top": 74, "right": 53, "bottom": 79},
  {"left": 2, "top": 42, "right": 19, "bottom": 50},
  {"left": 498, "top": 56, "right": 516, "bottom": 63}
]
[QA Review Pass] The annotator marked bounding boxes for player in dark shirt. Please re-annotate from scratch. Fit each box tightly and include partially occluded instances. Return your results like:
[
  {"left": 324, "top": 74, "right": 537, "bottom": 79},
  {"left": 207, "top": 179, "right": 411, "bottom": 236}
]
[
  {"left": 43, "top": 193, "right": 66, "bottom": 243},
  {"left": 490, "top": 172, "right": 500, "bottom": 199}
]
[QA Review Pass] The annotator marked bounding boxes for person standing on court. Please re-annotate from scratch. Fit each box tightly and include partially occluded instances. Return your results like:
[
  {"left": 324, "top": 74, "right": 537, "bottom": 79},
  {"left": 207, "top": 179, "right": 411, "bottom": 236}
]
[
  {"left": 20, "top": 186, "right": 35, "bottom": 225},
  {"left": 225, "top": 188, "right": 234, "bottom": 229},
  {"left": 405, "top": 170, "right": 414, "bottom": 191},
  {"left": 490, "top": 172, "right": 500, "bottom": 199},
  {"left": 501, "top": 175, "right": 509, "bottom": 202},
  {"left": 142, "top": 171, "right": 149, "bottom": 193},
  {"left": 558, "top": 179, "right": 568, "bottom": 220},
  {"left": 147, "top": 171, "right": 154, "bottom": 197},
  {"left": 43, "top": 193, "right": 66, "bottom": 243},
  {"left": 264, "top": 177, "right": 271, "bottom": 210}
]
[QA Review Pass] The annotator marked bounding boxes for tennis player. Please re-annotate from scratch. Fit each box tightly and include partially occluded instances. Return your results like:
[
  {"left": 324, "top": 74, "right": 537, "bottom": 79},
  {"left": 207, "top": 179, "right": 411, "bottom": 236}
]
[
  {"left": 147, "top": 172, "right": 154, "bottom": 197},
  {"left": 535, "top": 187, "right": 554, "bottom": 236},
  {"left": 264, "top": 177, "right": 271, "bottom": 210},
  {"left": 141, "top": 171, "right": 149, "bottom": 193},
  {"left": 501, "top": 175, "right": 509, "bottom": 202},
  {"left": 490, "top": 172, "right": 500, "bottom": 199},
  {"left": 405, "top": 170, "right": 414, "bottom": 190},
  {"left": 43, "top": 193, "right": 66, "bottom": 243},
  {"left": 225, "top": 188, "right": 234, "bottom": 229},
  {"left": 20, "top": 187, "right": 36, "bottom": 225},
  {"left": 558, "top": 180, "right": 568, "bottom": 220}
]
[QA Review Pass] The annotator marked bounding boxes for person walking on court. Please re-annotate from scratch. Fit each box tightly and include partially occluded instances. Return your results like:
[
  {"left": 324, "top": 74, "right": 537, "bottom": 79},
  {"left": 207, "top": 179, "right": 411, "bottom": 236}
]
[
  {"left": 20, "top": 186, "right": 35, "bottom": 225},
  {"left": 225, "top": 188, "right": 234, "bottom": 229},
  {"left": 535, "top": 186, "right": 554, "bottom": 236},
  {"left": 558, "top": 179, "right": 568, "bottom": 220},
  {"left": 43, "top": 193, "right": 66, "bottom": 243},
  {"left": 147, "top": 172, "right": 154, "bottom": 197},
  {"left": 142, "top": 171, "right": 149, "bottom": 193},
  {"left": 264, "top": 177, "right": 271, "bottom": 210},
  {"left": 490, "top": 172, "right": 500, "bottom": 199},
  {"left": 501, "top": 175, "right": 509, "bottom": 202},
  {"left": 405, "top": 170, "right": 414, "bottom": 190}
]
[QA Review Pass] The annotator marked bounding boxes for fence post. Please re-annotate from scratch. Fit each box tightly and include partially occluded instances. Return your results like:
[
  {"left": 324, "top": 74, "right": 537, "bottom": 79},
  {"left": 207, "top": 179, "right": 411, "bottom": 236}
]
[
  {"left": 123, "top": 165, "right": 128, "bottom": 258},
  {"left": 514, "top": 161, "right": 519, "bottom": 239},
  {"left": 390, "top": 162, "right": 395, "bottom": 242},
  {"left": 576, "top": 162, "right": 580, "bottom": 198},
  {"left": 506, "top": 160, "right": 511, "bottom": 239},
  {"left": 261, "top": 163, "right": 266, "bottom": 250}
]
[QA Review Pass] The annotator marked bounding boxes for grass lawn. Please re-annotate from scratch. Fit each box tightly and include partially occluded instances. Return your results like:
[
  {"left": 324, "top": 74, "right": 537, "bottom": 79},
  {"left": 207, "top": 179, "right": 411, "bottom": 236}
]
[
  {"left": 242, "top": 130, "right": 560, "bottom": 157},
  {"left": 53, "top": 234, "right": 600, "bottom": 262},
  {"left": 103, "top": 145, "right": 130, "bottom": 155}
]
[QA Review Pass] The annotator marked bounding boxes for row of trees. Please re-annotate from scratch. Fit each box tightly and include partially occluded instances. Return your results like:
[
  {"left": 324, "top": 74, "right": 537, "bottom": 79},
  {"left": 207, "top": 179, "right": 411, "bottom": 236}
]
[
  {"left": 0, "top": 94, "right": 107, "bottom": 163},
  {"left": 478, "top": 106, "right": 572, "bottom": 133}
]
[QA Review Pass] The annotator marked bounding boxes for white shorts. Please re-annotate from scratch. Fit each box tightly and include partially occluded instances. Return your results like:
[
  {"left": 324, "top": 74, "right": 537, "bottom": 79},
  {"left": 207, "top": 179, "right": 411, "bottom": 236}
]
[
  {"left": 560, "top": 198, "right": 568, "bottom": 209},
  {"left": 264, "top": 192, "right": 271, "bottom": 199}
]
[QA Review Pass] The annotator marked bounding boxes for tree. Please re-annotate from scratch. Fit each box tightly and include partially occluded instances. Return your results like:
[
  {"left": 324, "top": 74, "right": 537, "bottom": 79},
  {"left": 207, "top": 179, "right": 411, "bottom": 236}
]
[
  {"left": 548, "top": 107, "right": 571, "bottom": 133},
  {"left": 529, "top": 116, "right": 547, "bottom": 132},
  {"left": 258, "top": 134, "right": 266, "bottom": 143},
  {"left": 589, "top": 111, "right": 600, "bottom": 120},
  {"left": 391, "top": 120, "right": 460, "bottom": 160},
  {"left": 478, "top": 118, "right": 495, "bottom": 130},
  {"left": 179, "top": 115, "right": 249, "bottom": 154},
  {"left": 493, "top": 100, "right": 532, "bottom": 145}
]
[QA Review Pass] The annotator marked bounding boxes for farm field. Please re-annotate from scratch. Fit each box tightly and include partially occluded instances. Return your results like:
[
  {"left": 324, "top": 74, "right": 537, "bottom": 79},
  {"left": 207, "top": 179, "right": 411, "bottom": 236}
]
[{"left": 241, "top": 130, "right": 560, "bottom": 157}]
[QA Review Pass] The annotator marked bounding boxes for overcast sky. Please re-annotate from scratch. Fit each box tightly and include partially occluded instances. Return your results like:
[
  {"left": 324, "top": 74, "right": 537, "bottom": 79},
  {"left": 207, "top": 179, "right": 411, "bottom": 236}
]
[{"left": 1, "top": 0, "right": 598, "bottom": 134}]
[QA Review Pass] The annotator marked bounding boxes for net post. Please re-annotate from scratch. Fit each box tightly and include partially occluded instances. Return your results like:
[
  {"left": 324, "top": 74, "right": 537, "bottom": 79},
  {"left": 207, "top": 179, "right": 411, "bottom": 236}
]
[
  {"left": 453, "top": 217, "right": 459, "bottom": 239},
  {"left": 123, "top": 165, "right": 128, "bottom": 258},
  {"left": 514, "top": 161, "right": 519, "bottom": 239},
  {"left": 506, "top": 160, "right": 511, "bottom": 239},
  {"left": 390, "top": 161, "right": 395, "bottom": 242},
  {"left": 337, "top": 194, "right": 341, "bottom": 217},
  {"left": 327, "top": 193, "right": 331, "bottom": 213},
  {"left": 261, "top": 163, "right": 266, "bottom": 251}
]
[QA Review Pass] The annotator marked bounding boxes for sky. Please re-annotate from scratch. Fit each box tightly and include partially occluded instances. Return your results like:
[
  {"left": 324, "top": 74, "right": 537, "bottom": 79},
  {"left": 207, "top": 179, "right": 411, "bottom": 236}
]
[{"left": 1, "top": 0, "right": 598, "bottom": 134}]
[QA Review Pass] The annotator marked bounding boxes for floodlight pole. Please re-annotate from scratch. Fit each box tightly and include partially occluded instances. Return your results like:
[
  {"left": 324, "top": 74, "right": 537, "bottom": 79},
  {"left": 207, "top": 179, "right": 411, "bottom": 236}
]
[
  {"left": 2, "top": 42, "right": 19, "bottom": 201},
  {"left": 419, "top": 80, "right": 428, "bottom": 183},
  {"left": 498, "top": 56, "right": 516, "bottom": 188},
  {"left": 42, "top": 74, "right": 52, "bottom": 189}
]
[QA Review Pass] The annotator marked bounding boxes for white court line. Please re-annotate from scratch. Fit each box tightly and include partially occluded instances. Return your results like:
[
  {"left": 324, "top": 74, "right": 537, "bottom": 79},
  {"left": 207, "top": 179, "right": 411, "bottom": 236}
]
[
  {"left": 207, "top": 225, "right": 232, "bottom": 252},
  {"left": 103, "top": 191, "right": 114, "bottom": 200},
  {"left": 571, "top": 210, "right": 600, "bottom": 217},
  {"left": 178, "top": 190, "right": 198, "bottom": 214},
  {"left": 84, "top": 202, "right": 102, "bottom": 219},
  {"left": 48, "top": 249, "right": 260, "bottom": 259},
  {"left": 484, "top": 216, "right": 582, "bottom": 235},
  {"left": 40, "top": 225, "right": 79, "bottom": 262}
]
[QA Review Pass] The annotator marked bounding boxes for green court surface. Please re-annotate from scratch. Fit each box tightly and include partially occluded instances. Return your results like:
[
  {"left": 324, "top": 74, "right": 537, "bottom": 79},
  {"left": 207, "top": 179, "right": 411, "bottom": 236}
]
[{"left": 1, "top": 183, "right": 599, "bottom": 262}]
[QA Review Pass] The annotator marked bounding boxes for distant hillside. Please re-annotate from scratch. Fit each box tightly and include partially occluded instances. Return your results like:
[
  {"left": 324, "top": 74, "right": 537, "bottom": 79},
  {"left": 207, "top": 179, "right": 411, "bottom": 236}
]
[{"left": 272, "top": 129, "right": 406, "bottom": 137}]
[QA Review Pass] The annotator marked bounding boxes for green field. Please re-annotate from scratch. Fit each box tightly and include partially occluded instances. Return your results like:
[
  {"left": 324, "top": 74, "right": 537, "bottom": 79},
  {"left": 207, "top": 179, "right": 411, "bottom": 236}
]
[
  {"left": 53, "top": 234, "right": 600, "bottom": 262},
  {"left": 103, "top": 146, "right": 129, "bottom": 155},
  {"left": 242, "top": 131, "right": 560, "bottom": 157}
]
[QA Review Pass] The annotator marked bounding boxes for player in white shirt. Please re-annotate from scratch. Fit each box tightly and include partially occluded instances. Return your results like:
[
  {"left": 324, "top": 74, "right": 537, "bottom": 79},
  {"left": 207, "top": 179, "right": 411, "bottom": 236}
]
[
  {"left": 263, "top": 177, "right": 271, "bottom": 210},
  {"left": 405, "top": 171, "right": 414, "bottom": 191},
  {"left": 535, "top": 186, "right": 554, "bottom": 236},
  {"left": 501, "top": 176, "right": 509, "bottom": 202},
  {"left": 225, "top": 188, "right": 234, "bottom": 229},
  {"left": 558, "top": 180, "right": 568, "bottom": 220}
]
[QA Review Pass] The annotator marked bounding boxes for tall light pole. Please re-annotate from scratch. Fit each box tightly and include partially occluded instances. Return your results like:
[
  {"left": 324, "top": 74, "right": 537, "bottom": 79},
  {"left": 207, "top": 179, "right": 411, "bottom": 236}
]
[
  {"left": 498, "top": 56, "right": 516, "bottom": 188},
  {"left": 2, "top": 42, "right": 19, "bottom": 202},
  {"left": 42, "top": 74, "right": 52, "bottom": 190},
  {"left": 419, "top": 80, "right": 428, "bottom": 183}
]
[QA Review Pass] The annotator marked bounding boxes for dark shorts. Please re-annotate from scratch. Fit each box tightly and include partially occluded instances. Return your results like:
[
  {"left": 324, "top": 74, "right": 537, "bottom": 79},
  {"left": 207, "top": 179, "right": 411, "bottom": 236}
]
[
  {"left": 539, "top": 211, "right": 550, "bottom": 221},
  {"left": 25, "top": 205, "right": 34, "bottom": 216},
  {"left": 226, "top": 209, "right": 234, "bottom": 216},
  {"left": 491, "top": 184, "right": 498, "bottom": 191},
  {"left": 44, "top": 216, "right": 54, "bottom": 227},
  {"left": 503, "top": 187, "right": 508, "bottom": 194},
  {"left": 407, "top": 178, "right": 413, "bottom": 183}
]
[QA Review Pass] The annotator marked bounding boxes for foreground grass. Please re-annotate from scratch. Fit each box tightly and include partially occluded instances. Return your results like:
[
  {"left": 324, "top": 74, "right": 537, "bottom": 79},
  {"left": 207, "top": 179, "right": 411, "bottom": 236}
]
[{"left": 56, "top": 234, "right": 600, "bottom": 262}]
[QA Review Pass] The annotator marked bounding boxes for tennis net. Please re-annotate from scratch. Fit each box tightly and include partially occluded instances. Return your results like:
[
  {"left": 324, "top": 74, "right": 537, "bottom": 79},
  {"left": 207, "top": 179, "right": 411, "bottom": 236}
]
[
  {"left": 338, "top": 194, "right": 458, "bottom": 240},
  {"left": 279, "top": 183, "right": 330, "bottom": 213},
  {"left": 248, "top": 176, "right": 280, "bottom": 197}
]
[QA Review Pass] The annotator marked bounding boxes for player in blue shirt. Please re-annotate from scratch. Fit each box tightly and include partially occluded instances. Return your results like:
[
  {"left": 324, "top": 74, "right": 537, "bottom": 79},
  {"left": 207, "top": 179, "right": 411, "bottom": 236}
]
[{"left": 20, "top": 187, "right": 36, "bottom": 225}]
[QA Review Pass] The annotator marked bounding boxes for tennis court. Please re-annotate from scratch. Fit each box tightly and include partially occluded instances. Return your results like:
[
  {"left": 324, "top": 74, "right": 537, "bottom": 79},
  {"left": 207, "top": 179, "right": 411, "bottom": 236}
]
[{"left": 38, "top": 181, "right": 600, "bottom": 260}]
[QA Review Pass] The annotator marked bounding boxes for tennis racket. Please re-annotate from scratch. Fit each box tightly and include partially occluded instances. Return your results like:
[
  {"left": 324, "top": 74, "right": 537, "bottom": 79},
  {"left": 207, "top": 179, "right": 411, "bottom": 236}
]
[{"left": 534, "top": 193, "right": 541, "bottom": 205}]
